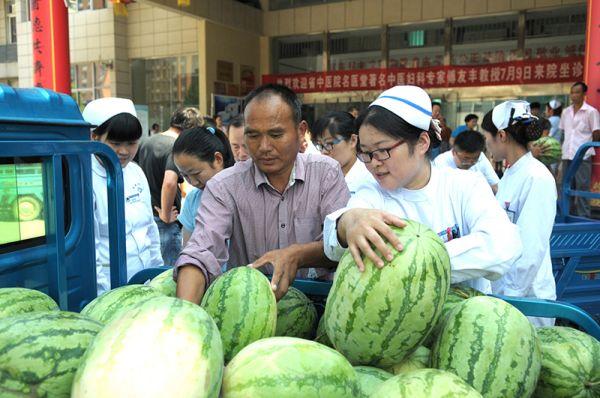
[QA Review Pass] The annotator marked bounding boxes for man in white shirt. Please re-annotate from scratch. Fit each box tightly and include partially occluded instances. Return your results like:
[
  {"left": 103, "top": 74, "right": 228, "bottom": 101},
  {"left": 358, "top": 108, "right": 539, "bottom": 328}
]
[
  {"left": 433, "top": 130, "right": 499, "bottom": 194},
  {"left": 559, "top": 81, "right": 600, "bottom": 217}
]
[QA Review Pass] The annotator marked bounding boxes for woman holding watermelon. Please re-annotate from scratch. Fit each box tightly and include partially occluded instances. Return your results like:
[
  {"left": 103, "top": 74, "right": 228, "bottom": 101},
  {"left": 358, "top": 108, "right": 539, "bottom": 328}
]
[
  {"left": 323, "top": 85, "right": 522, "bottom": 293},
  {"left": 481, "top": 101, "right": 557, "bottom": 326}
]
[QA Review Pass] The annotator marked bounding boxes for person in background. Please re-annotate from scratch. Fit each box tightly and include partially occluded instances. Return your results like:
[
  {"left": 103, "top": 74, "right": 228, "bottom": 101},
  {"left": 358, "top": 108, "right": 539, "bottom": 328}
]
[
  {"left": 559, "top": 81, "right": 600, "bottom": 218},
  {"left": 546, "top": 99, "right": 563, "bottom": 142},
  {"left": 450, "top": 113, "right": 479, "bottom": 147},
  {"left": 83, "top": 98, "right": 163, "bottom": 294},
  {"left": 347, "top": 105, "right": 360, "bottom": 119},
  {"left": 529, "top": 102, "right": 551, "bottom": 136},
  {"left": 173, "top": 126, "right": 235, "bottom": 245},
  {"left": 433, "top": 130, "right": 499, "bottom": 194},
  {"left": 227, "top": 115, "right": 250, "bottom": 162},
  {"left": 149, "top": 123, "right": 160, "bottom": 135},
  {"left": 431, "top": 100, "right": 451, "bottom": 156},
  {"left": 214, "top": 114, "right": 224, "bottom": 131},
  {"left": 135, "top": 107, "right": 202, "bottom": 266},
  {"left": 312, "top": 111, "right": 374, "bottom": 196},
  {"left": 482, "top": 101, "right": 556, "bottom": 327}
]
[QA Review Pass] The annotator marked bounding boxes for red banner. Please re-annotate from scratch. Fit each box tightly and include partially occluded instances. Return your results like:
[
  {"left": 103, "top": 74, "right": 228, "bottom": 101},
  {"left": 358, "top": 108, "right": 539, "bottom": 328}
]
[
  {"left": 585, "top": 0, "right": 600, "bottom": 207},
  {"left": 31, "top": 0, "right": 71, "bottom": 94},
  {"left": 263, "top": 57, "right": 584, "bottom": 94}
]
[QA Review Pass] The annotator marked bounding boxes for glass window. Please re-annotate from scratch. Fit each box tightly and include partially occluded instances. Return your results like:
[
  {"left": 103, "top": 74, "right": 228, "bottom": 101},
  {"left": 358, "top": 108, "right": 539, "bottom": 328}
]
[
  {"left": 524, "top": 6, "right": 586, "bottom": 59},
  {"left": 389, "top": 22, "right": 444, "bottom": 68},
  {"left": 68, "top": 0, "right": 105, "bottom": 11},
  {"left": 273, "top": 35, "right": 324, "bottom": 73},
  {"left": 329, "top": 28, "right": 382, "bottom": 71},
  {"left": 270, "top": 0, "right": 344, "bottom": 11},
  {"left": 70, "top": 62, "right": 112, "bottom": 109}
]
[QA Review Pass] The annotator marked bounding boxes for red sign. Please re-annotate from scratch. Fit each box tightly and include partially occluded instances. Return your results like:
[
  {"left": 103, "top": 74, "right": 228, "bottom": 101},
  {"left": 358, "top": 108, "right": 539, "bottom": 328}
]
[
  {"left": 263, "top": 57, "right": 584, "bottom": 94},
  {"left": 585, "top": 0, "right": 600, "bottom": 207}
]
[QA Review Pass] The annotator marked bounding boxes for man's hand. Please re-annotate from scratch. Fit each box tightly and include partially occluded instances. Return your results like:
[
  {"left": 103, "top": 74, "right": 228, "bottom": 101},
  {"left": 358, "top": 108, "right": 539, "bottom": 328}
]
[
  {"left": 154, "top": 205, "right": 179, "bottom": 223},
  {"left": 337, "top": 209, "right": 406, "bottom": 272},
  {"left": 176, "top": 265, "right": 206, "bottom": 304},
  {"left": 249, "top": 245, "right": 301, "bottom": 300}
]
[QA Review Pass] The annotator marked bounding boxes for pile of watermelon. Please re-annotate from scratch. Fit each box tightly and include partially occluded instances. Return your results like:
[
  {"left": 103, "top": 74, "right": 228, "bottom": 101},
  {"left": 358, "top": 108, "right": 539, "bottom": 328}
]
[{"left": 1, "top": 220, "right": 599, "bottom": 398}]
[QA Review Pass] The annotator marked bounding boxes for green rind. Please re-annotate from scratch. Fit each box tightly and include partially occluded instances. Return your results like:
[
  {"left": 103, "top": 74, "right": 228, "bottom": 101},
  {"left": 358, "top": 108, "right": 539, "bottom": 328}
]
[
  {"left": 533, "top": 326, "right": 600, "bottom": 398},
  {"left": 148, "top": 268, "right": 177, "bottom": 297},
  {"left": 324, "top": 221, "right": 451, "bottom": 367},
  {"left": 315, "top": 316, "right": 333, "bottom": 347},
  {"left": 80, "top": 284, "right": 163, "bottom": 325},
  {"left": 201, "top": 267, "right": 277, "bottom": 363},
  {"left": 431, "top": 296, "right": 541, "bottom": 398},
  {"left": 222, "top": 337, "right": 359, "bottom": 398},
  {"left": 354, "top": 366, "right": 393, "bottom": 398},
  {"left": 533, "top": 136, "right": 561, "bottom": 165},
  {"left": 0, "top": 311, "right": 103, "bottom": 398},
  {"left": 72, "top": 296, "right": 223, "bottom": 398},
  {"left": 275, "top": 287, "right": 318, "bottom": 339},
  {"left": 371, "top": 369, "right": 483, "bottom": 397},
  {"left": 0, "top": 288, "right": 59, "bottom": 320},
  {"left": 388, "top": 346, "right": 431, "bottom": 375}
]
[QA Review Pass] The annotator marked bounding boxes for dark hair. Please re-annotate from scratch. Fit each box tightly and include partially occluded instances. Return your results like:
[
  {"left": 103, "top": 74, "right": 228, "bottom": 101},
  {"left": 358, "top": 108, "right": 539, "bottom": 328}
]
[
  {"left": 312, "top": 111, "right": 356, "bottom": 141},
  {"left": 151, "top": 123, "right": 159, "bottom": 129},
  {"left": 172, "top": 126, "right": 235, "bottom": 169},
  {"left": 170, "top": 107, "right": 202, "bottom": 130},
  {"left": 464, "top": 114, "right": 479, "bottom": 123},
  {"left": 431, "top": 100, "right": 442, "bottom": 108},
  {"left": 546, "top": 102, "right": 563, "bottom": 117},
  {"left": 454, "top": 130, "right": 486, "bottom": 153},
  {"left": 226, "top": 115, "right": 244, "bottom": 133},
  {"left": 93, "top": 113, "right": 142, "bottom": 142},
  {"left": 243, "top": 83, "right": 302, "bottom": 124},
  {"left": 356, "top": 105, "right": 441, "bottom": 155},
  {"left": 572, "top": 81, "right": 588, "bottom": 93},
  {"left": 481, "top": 109, "right": 543, "bottom": 148},
  {"left": 529, "top": 102, "right": 541, "bottom": 110},
  {"left": 347, "top": 105, "right": 359, "bottom": 113},
  {"left": 203, "top": 117, "right": 217, "bottom": 129}
]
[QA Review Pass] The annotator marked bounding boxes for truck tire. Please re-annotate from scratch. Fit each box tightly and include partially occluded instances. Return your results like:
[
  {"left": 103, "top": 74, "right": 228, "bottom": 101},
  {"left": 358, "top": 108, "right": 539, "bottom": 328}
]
[{"left": 12, "top": 195, "right": 42, "bottom": 222}]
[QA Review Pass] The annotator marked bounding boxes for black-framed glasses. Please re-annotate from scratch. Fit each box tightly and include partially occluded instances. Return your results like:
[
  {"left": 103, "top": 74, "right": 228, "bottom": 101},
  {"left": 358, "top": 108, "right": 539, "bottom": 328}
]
[
  {"left": 315, "top": 136, "right": 344, "bottom": 152},
  {"left": 357, "top": 140, "right": 406, "bottom": 163}
]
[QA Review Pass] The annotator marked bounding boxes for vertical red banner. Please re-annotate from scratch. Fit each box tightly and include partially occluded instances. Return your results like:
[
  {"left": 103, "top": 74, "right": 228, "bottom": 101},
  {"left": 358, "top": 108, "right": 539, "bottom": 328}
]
[
  {"left": 585, "top": 0, "right": 600, "bottom": 207},
  {"left": 31, "top": 0, "right": 71, "bottom": 94}
]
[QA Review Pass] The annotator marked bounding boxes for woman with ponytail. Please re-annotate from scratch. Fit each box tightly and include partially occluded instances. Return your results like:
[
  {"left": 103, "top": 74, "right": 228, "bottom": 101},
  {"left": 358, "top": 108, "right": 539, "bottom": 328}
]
[
  {"left": 323, "top": 86, "right": 522, "bottom": 293},
  {"left": 482, "top": 101, "right": 557, "bottom": 326},
  {"left": 173, "top": 126, "right": 235, "bottom": 245}
]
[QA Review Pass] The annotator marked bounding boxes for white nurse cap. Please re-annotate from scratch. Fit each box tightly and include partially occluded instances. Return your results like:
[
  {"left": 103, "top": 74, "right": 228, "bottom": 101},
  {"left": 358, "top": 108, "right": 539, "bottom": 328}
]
[
  {"left": 82, "top": 97, "right": 137, "bottom": 127},
  {"left": 491, "top": 100, "right": 537, "bottom": 131},
  {"left": 369, "top": 85, "right": 433, "bottom": 131},
  {"left": 548, "top": 99, "right": 562, "bottom": 110}
]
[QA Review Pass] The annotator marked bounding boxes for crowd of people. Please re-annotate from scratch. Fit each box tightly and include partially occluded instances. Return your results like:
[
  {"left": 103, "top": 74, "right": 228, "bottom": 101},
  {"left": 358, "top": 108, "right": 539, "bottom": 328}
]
[{"left": 81, "top": 81, "right": 600, "bottom": 327}]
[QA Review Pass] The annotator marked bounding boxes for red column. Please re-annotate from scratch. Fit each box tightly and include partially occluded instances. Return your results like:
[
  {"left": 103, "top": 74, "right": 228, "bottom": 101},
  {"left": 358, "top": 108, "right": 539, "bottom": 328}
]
[
  {"left": 585, "top": 0, "right": 600, "bottom": 207},
  {"left": 31, "top": 0, "right": 71, "bottom": 94}
]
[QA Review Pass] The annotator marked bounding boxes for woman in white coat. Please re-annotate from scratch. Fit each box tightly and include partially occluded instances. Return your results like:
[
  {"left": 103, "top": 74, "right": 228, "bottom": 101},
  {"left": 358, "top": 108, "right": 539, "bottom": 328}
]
[
  {"left": 83, "top": 98, "right": 163, "bottom": 294},
  {"left": 323, "top": 85, "right": 522, "bottom": 293},
  {"left": 482, "top": 101, "right": 557, "bottom": 326}
]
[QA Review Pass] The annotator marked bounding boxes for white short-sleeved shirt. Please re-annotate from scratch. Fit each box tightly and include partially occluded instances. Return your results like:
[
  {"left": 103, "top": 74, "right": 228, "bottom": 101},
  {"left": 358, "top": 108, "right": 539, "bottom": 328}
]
[
  {"left": 433, "top": 150, "right": 499, "bottom": 187},
  {"left": 559, "top": 102, "right": 600, "bottom": 160},
  {"left": 344, "top": 159, "right": 376, "bottom": 196}
]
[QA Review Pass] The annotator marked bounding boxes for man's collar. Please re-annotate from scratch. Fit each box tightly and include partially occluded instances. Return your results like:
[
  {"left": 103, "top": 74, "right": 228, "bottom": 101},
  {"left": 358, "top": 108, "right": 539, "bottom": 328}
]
[{"left": 253, "top": 153, "right": 307, "bottom": 189}]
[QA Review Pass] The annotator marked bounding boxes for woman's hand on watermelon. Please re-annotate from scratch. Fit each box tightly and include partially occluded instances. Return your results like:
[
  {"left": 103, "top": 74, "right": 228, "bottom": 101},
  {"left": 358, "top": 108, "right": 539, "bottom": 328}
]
[{"left": 337, "top": 209, "right": 405, "bottom": 272}]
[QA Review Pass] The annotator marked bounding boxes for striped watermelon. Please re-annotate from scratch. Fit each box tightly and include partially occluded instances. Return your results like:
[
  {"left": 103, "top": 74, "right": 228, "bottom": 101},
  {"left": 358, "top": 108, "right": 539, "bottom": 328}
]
[
  {"left": 72, "top": 296, "right": 223, "bottom": 398},
  {"left": 315, "top": 316, "right": 333, "bottom": 347},
  {"left": 354, "top": 366, "right": 393, "bottom": 397},
  {"left": 324, "top": 221, "right": 451, "bottom": 367},
  {"left": 388, "top": 346, "right": 431, "bottom": 375},
  {"left": 0, "top": 311, "right": 102, "bottom": 398},
  {"left": 222, "top": 337, "right": 359, "bottom": 398},
  {"left": 0, "top": 287, "right": 59, "bottom": 319},
  {"left": 373, "top": 369, "right": 483, "bottom": 397},
  {"left": 431, "top": 296, "right": 541, "bottom": 398},
  {"left": 201, "top": 267, "right": 277, "bottom": 362},
  {"left": 275, "top": 286, "right": 317, "bottom": 339},
  {"left": 532, "top": 136, "right": 561, "bottom": 166},
  {"left": 534, "top": 326, "right": 600, "bottom": 398},
  {"left": 148, "top": 268, "right": 176, "bottom": 297},
  {"left": 80, "top": 284, "right": 163, "bottom": 324}
]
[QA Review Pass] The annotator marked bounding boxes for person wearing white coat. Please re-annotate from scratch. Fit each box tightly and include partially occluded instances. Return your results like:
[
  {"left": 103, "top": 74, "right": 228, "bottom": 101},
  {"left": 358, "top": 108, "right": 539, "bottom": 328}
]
[
  {"left": 482, "top": 100, "right": 557, "bottom": 327},
  {"left": 323, "top": 86, "right": 522, "bottom": 293},
  {"left": 83, "top": 98, "right": 163, "bottom": 295}
]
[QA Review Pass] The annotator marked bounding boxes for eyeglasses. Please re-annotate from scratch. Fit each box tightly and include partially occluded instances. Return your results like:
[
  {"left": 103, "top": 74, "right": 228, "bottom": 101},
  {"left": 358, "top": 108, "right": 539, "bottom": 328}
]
[
  {"left": 315, "top": 136, "right": 344, "bottom": 152},
  {"left": 357, "top": 140, "right": 406, "bottom": 163}
]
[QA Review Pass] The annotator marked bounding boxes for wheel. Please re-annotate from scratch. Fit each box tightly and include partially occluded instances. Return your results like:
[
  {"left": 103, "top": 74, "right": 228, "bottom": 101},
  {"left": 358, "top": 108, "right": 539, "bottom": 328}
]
[{"left": 12, "top": 195, "right": 43, "bottom": 222}]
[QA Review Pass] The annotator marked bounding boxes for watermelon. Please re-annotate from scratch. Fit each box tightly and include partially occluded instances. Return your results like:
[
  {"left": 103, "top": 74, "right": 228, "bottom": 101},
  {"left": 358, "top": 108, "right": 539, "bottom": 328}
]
[
  {"left": 148, "top": 268, "right": 176, "bottom": 296},
  {"left": 201, "top": 266, "right": 277, "bottom": 362},
  {"left": 534, "top": 326, "right": 600, "bottom": 398},
  {"left": 354, "top": 366, "right": 393, "bottom": 397},
  {"left": 532, "top": 136, "right": 561, "bottom": 165},
  {"left": 372, "top": 369, "right": 483, "bottom": 397},
  {"left": 275, "top": 286, "right": 317, "bottom": 339},
  {"left": 222, "top": 337, "right": 359, "bottom": 398},
  {"left": 72, "top": 296, "right": 223, "bottom": 398},
  {"left": 0, "top": 287, "right": 59, "bottom": 319},
  {"left": 315, "top": 316, "right": 333, "bottom": 347},
  {"left": 80, "top": 284, "right": 163, "bottom": 324},
  {"left": 431, "top": 296, "right": 541, "bottom": 398},
  {"left": 388, "top": 346, "right": 430, "bottom": 375},
  {"left": 0, "top": 311, "right": 102, "bottom": 398},
  {"left": 323, "top": 221, "right": 451, "bottom": 367}
]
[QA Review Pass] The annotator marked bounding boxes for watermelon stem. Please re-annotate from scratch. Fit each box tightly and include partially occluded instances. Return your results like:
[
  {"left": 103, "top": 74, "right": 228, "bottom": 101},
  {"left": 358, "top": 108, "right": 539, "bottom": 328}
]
[{"left": 585, "top": 380, "right": 600, "bottom": 388}]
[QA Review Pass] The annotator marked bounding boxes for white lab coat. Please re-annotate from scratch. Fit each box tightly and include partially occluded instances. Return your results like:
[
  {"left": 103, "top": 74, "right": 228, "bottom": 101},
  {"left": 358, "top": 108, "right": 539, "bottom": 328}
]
[
  {"left": 433, "top": 150, "right": 499, "bottom": 188},
  {"left": 492, "top": 153, "right": 556, "bottom": 325},
  {"left": 344, "top": 159, "right": 376, "bottom": 197},
  {"left": 92, "top": 156, "right": 163, "bottom": 294},
  {"left": 324, "top": 164, "right": 522, "bottom": 293}
]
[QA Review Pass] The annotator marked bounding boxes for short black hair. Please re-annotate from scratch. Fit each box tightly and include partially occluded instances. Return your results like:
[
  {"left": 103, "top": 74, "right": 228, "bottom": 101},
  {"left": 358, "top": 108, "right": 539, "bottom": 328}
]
[
  {"left": 465, "top": 114, "right": 479, "bottom": 123},
  {"left": 151, "top": 123, "right": 159, "bottom": 129},
  {"left": 172, "top": 126, "right": 235, "bottom": 169},
  {"left": 431, "top": 100, "right": 442, "bottom": 108},
  {"left": 572, "top": 81, "right": 588, "bottom": 93},
  {"left": 170, "top": 107, "right": 202, "bottom": 130},
  {"left": 226, "top": 115, "right": 244, "bottom": 133},
  {"left": 93, "top": 112, "right": 142, "bottom": 142},
  {"left": 482, "top": 109, "right": 543, "bottom": 148},
  {"left": 529, "top": 102, "right": 541, "bottom": 110},
  {"left": 454, "top": 130, "right": 486, "bottom": 153},
  {"left": 312, "top": 111, "right": 356, "bottom": 141},
  {"left": 243, "top": 83, "right": 302, "bottom": 124},
  {"left": 347, "top": 105, "right": 359, "bottom": 113}
]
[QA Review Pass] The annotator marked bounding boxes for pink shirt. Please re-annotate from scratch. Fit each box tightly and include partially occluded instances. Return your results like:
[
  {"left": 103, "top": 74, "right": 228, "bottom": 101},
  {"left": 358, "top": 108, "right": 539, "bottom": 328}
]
[
  {"left": 174, "top": 153, "right": 350, "bottom": 286},
  {"left": 559, "top": 102, "right": 600, "bottom": 160}
]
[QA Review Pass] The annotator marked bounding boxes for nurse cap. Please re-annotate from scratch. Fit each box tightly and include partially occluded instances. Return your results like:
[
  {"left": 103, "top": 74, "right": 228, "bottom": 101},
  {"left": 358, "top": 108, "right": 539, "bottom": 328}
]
[
  {"left": 370, "top": 85, "right": 433, "bottom": 132},
  {"left": 82, "top": 97, "right": 137, "bottom": 127},
  {"left": 491, "top": 100, "right": 537, "bottom": 131},
  {"left": 548, "top": 99, "right": 562, "bottom": 110}
]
